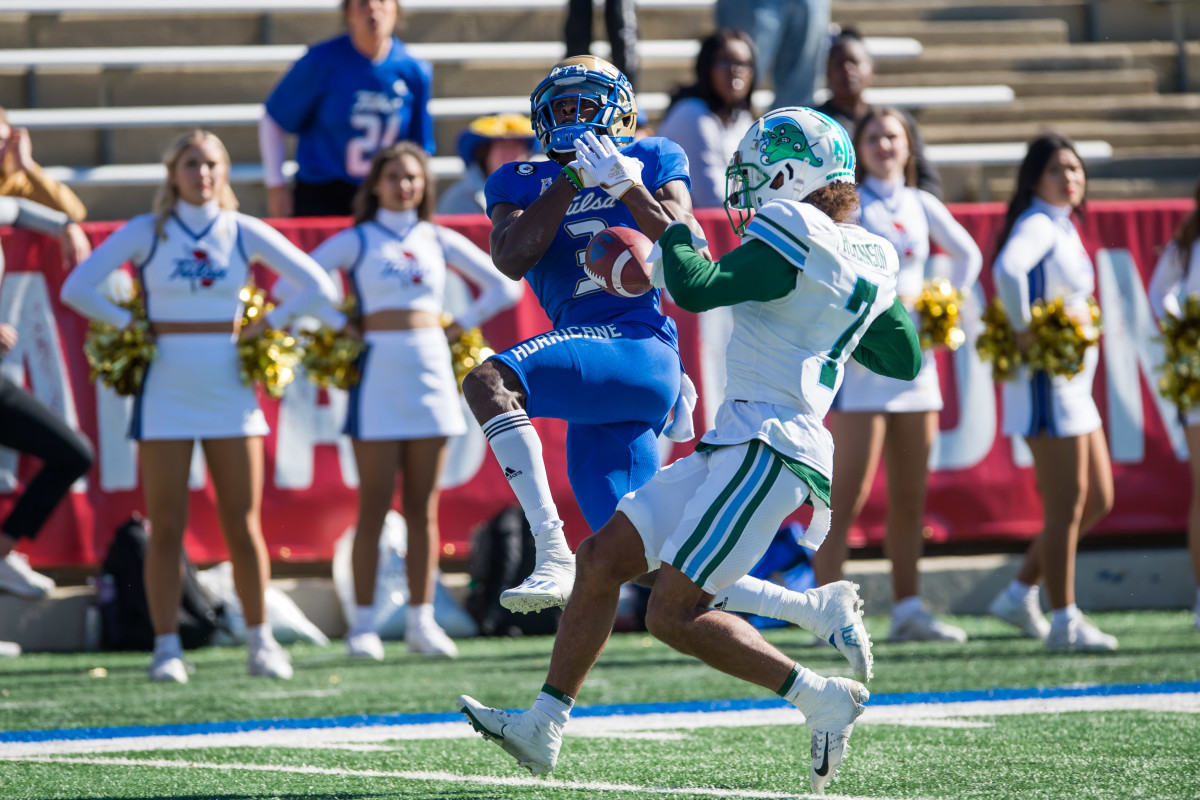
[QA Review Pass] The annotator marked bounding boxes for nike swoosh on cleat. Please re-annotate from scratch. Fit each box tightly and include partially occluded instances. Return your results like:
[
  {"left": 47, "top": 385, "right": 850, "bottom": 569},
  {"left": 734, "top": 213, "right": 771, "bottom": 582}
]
[{"left": 813, "top": 734, "right": 830, "bottom": 777}]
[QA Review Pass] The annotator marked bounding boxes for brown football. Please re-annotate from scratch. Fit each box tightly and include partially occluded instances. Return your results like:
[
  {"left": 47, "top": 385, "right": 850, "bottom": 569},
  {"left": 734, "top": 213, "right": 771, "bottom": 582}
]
[{"left": 584, "top": 226, "right": 655, "bottom": 297}]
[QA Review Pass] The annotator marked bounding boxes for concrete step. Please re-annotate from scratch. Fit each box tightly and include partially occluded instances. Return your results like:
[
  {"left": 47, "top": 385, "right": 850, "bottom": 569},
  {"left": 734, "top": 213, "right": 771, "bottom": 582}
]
[
  {"left": 917, "top": 92, "right": 1200, "bottom": 125},
  {"left": 987, "top": 176, "right": 1198, "bottom": 201},
  {"left": 872, "top": 68, "right": 1160, "bottom": 98},
  {"left": 885, "top": 41, "right": 1177, "bottom": 77},
  {"left": 920, "top": 118, "right": 1200, "bottom": 149},
  {"left": 834, "top": 0, "right": 1091, "bottom": 40},
  {"left": 854, "top": 17, "right": 1069, "bottom": 46}
]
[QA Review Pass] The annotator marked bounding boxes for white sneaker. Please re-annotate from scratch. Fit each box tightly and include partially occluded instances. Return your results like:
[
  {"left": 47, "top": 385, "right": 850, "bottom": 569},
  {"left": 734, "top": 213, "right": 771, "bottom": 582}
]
[
  {"left": 989, "top": 588, "right": 1050, "bottom": 640},
  {"left": 457, "top": 695, "right": 562, "bottom": 776},
  {"left": 346, "top": 631, "right": 385, "bottom": 661},
  {"left": 1046, "top": 614, "right": 1118, "bottom": 652},
  {"left": 500, "top": 553, "right": 575, "bottom": 614},
  {"left": 0, "top": 552, "right": 55, "bottom": 598},
  {"left": 247, "top": 641, "right": 294, "bottom": 679},
  {"left": 407, "top": 617, "right": 458, "bottom": 657},
  {"left": 149, "top": 653, "right": 190, "bottom": 684},
  {"left": 0, "top": 641, "right": 20, "bottom": 658},
  {"left": 795, "top": 582, "right": 873, "bottom": 682},
  {"left": 888, "top": 608, "right": 968, "bottom": 643},
  {"left": 802, "top": 677, "right": 869, "bottom": 793}
]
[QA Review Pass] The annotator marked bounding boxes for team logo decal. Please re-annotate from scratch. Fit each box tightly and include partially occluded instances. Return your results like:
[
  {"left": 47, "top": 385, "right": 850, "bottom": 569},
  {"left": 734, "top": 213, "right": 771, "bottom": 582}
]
[
  {"left": 169, "top": 246, "right": 228, "bottom": 291},
  {"left": 516, "top": 163, "right": 536, "bottom": 176},
  {"left": 380, "top": 243, "right": 429, "bottom": 286},
  {"left": 759, "top": 121, "right": 823, "bottom": 168}
]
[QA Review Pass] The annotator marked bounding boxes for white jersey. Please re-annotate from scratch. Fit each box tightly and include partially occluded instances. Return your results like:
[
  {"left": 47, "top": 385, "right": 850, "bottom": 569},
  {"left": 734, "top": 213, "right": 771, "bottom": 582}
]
[
  {"left": 308, "top": 208, "right": 520, "bottom": 331},
  {"left": 993, "top": 197, "right": 1094, "bottom": 331},
  {"left": 1148, "top": 237, "right": 1200, "bottom": 322},
  {"left": 700, "top": 199, "right": 900, "bottom": 480},
  {"left": 61, "top": 200, "right": 337, "bottom": 329}
]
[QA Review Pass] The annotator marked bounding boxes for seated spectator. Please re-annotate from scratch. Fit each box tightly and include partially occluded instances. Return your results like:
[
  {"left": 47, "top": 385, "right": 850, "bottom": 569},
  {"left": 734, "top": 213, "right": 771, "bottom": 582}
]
[
  {"left": 657, "top": 29, "right": 758, "bottom": 209},
  {"left": 815, "top": 26, "right": 942, "bottom": 198},
  {"left": 437, "top": 114, "right": 537, "bottom": 216},
  {"left": 0, "top": 107, "right": 88, "bottom": 222},
  {"left": 259, "top": 0, "right": 434, "bottom": 218}
]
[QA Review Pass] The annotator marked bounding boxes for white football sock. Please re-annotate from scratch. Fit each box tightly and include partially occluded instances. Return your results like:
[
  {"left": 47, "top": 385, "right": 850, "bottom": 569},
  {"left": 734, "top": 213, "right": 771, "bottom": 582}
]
[
  {"left": 481, "top": 410, "right": 563, "bottom": 538},
  {"left": 533, "top": 684, "right": 574, "bottom": 726},
  {"left": 778, "top": 664, "right": 826, "bottom": 714},
  {"left": 406, "top": 602, "right": 435, "bottom": 629},
  {"left": 1050, "top": 604, "right": 1081, "bottom": 626},
  {"left": 351, "top": 604, "right": 376, "bottom": 636},
  {"left": 891, "top": 595, "right": 924, "bottom": 623},
  {"left": 153, "top": 632, "right": 182, "bottom": 660},
  {"left": 1006, "top": 579, "right": 1037, "bottom": 604},
  {"left": 710, "top": 575, "right": 794, "bottom": 620},
  {"left": 246, "top": 623, "right": 275, "bottom": 651}
]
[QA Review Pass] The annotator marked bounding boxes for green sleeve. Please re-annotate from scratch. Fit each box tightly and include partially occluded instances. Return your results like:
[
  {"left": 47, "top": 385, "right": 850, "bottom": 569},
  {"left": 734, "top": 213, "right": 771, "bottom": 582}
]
[
  {"left": 850, "top": 297, "right": 922, "bottom": 380},
  {"left": 660, "top": 224, "right": 796, "bottom": 313}
]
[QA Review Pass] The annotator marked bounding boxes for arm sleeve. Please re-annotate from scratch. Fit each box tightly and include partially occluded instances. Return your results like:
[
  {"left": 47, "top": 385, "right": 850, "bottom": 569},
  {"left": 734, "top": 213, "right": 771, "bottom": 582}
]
[
  {"left": 436, "top": 226, "right": 522, "bottom": 329},
  {"left": 238, "top": 217, "right": 339, "bottom": 328},
  {"left": 4, "top": 166, "right": 89, "bottom": 221},
  {"left": 60, "top": 216, "right": 154, "bottom": 328},
  {"left": 1148, "top": 241, "right": 1184, "bottom": 321},
  {"left": 660, "top": 223, "right": 797, "bottom": 312},
  {"left": 992, "top": 214, "right": 1056, "bottom": 331},
  {"left": 0, "top": 196, "right": 70, "bottom": 236},
  {"left": 850, "top": 296, "right": 922, "bottom": 380},
  {"left": 921, "top": 191, "right": 982, "bottom": 289},
  {"left": 258, "top": 113, "right": 290, "bottom": 189}
]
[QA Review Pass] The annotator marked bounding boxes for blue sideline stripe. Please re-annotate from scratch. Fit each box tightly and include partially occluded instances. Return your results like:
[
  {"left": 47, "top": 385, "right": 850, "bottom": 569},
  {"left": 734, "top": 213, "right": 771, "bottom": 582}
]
[{"left": 3, "top": 681, "right": 1198, "bottom": 744}]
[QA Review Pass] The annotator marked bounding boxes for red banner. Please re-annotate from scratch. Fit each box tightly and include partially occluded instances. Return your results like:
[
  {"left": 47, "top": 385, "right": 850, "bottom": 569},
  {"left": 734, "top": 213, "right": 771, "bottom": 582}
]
[{"left": 0, "top": 200, "right": 1191, "bottom": 568}]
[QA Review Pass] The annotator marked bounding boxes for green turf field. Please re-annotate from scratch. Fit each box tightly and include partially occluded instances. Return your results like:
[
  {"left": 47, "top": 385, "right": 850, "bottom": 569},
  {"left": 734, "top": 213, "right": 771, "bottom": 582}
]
[{"left": 2, "top": 610, "right": 1198, "bottom": 800}]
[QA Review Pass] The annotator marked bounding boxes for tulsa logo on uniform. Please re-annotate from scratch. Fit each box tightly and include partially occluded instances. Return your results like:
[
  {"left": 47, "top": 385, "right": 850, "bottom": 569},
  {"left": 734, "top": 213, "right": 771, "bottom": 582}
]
[
  {"left": 379, "top": 244, "right": 430, "bottom": 286},
  {"left": 170, "top": 247, "right": 227, "bottom": 291}
]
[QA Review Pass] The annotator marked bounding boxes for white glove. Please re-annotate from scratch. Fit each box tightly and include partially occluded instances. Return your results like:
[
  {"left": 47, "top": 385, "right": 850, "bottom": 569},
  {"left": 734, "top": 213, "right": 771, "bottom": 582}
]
[
  {"left": 574, "top": 130, "right": 644, "bottom": 199},
  {"left": 663, "top": 371, "right": 698, "bottom": 442}
]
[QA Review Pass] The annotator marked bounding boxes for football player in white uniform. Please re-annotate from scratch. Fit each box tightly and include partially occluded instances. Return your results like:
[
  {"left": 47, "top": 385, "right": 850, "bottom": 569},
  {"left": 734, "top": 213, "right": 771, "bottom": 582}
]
[{"left": 458, "top": 107, "right": 921, "bottom": 794}]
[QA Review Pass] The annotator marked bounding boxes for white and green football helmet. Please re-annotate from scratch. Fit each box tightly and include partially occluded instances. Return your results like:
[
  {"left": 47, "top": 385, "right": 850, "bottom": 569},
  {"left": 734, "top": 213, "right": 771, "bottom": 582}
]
[{"left": 724, "top": 106, "right": 857, "bottom": 235}]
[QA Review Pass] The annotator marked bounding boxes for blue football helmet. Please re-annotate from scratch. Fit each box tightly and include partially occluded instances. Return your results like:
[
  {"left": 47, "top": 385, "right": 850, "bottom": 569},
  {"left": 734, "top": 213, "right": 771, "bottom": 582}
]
[{"left": 530, "top": 55, "right": 638, "bottom": 154}]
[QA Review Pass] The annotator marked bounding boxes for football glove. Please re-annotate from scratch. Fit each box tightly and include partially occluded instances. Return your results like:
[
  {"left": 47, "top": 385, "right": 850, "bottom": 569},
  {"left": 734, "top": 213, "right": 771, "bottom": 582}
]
[{"left": 574, "top": 130, "right": 644, "bottom": 199}]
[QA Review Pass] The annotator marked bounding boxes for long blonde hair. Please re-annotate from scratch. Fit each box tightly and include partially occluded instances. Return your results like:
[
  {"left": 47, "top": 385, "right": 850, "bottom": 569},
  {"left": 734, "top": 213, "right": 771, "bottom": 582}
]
[{"left": 152, "top": 129, "right": 239, "bottom": 239}]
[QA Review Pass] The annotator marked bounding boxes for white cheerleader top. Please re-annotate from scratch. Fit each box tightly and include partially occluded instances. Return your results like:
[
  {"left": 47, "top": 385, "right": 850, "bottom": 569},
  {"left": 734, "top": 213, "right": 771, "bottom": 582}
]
[
  {"left": 308, "top": 208, "right": 521, "bottom": 331},
  {"left": 1148, "top": 237, "right": 1200, "bottom": 321},
  {"left": 61, "top": 200, "right": 337, "bottom": 328},
  {"left": 992, "top": 197, "right": 1094, "bottom": 332},
  {"left": 857, "top": 175, "right": 982, "bottom": 303}
]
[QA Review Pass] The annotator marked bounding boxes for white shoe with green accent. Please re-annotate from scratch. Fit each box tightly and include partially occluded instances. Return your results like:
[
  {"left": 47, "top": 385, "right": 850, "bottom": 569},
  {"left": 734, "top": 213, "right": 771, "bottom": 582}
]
[
  {"left": 802, "top": 581, "right": 873, "bottom": 682},
  {"left": 457, "top": 695, "right": 562, "bottom": 776},
  {"left": 803, "top": 677, "right": 869, "bottom": 793}
]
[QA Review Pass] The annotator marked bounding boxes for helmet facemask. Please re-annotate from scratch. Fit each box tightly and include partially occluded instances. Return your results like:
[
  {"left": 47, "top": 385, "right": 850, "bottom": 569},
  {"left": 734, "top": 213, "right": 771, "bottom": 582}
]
[{"left": 531, "top": 57, "right": 637, "bottom": 155}]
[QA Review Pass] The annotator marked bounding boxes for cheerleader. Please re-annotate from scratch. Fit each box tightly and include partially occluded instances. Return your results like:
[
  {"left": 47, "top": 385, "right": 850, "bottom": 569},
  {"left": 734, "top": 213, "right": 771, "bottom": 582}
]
[
  {"left": 816, "top": 106, "right": 982, "bottom": 643},
  {"left": 61, "top": 130, "right": 339, "bottom": 682},
  {"left": 986, "top": 133, "right": 1117, "bottom": 651},
  {"left": 306, "top": 141, "right": 521, "bottom": 660},
  {"left": 1147, "top": 176, "right": 1200, "bottom": 630}
]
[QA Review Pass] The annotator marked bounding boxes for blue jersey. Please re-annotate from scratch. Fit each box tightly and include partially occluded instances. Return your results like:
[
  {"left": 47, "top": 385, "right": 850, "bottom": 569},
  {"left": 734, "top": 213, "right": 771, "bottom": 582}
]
[
  {"left": 264, "top": 35, "right": 434, "bottom": 186},
  {"left": 484, "top": 137, "right": 689, "bottom": 339}
]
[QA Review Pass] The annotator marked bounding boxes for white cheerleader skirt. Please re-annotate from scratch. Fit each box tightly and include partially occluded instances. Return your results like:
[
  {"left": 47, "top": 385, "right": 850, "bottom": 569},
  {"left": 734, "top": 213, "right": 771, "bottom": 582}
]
[
  {"left": 131, "top": 332, "right": 268, "bottom": 441},
  {"left": 1002, "top": 344, "right": 1101, "bottom": 438},
  {"left": 344, "top": 327, "right": 468, "bottom": 441},
  {"left": 835, "top": 348, "right": 943, "bottom": 413}
]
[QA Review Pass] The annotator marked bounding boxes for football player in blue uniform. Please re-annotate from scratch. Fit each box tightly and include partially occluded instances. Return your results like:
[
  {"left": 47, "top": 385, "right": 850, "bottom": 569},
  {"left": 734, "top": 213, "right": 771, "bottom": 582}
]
[{"left": 462, "top": 56, "right": 704, "bottom": 614}]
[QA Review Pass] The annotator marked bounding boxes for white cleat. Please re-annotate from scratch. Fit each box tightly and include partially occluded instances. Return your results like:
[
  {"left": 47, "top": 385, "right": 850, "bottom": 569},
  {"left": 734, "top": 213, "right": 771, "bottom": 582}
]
[
  {"left": 346, "top": 631, "right": 385, "bottom": 661},
  {"left": 988, "top": 588, "right": 1050, "bottom": 640},
  {"left": 888, "top": 608, "right": 968, "bottom": 643},
  {"left": 500, "top": 555, "right": 575, "bottom": 614},
  {"left": 406, "top": 618, "right": 458, "bottom": 658},
  {"left": 1046, "top": 615, "right": 1118, "bottom": 652},
  {"left": 148, "top": 653, "right": 190, "bottom": 684},
  {"left": 457, "top": 695, "right": 562, "bottom": 776},
  {"left": 0, "top": 552, "right": 56, "bottom": 598},
  {"left": 804, "top": 677, "right": 869, "bottom": 794},
  {"left": 247, "top": 641, "right": 294, "bottom": 679},
  {"left": 802, "top": 581, "right": 873, "bottom": 682}
]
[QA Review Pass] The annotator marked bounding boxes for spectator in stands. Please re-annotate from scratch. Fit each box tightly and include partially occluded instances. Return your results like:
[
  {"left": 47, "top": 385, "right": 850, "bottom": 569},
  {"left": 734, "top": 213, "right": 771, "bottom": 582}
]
[
  {"left": 307, "top": 142, "right": 521, "bottom": 660},
  {"left": 0, "top": 197, "right": 94, "bottom": 602},
  {"left": 565, "top": 0, "right": 638, "bottom": 88},
  {"left": 986, "top": 133, "right": 1117, "bottom": 652},
  {"left": 259, "top": 0, "right": 434, "bottom": 218},
  {"left": 1146, "top": 175, "right": 1200, "bottom": 631},
  {"left": 817, "top": 106, "right": 981, "bottom": 643},
  {"left": 815, "top": 26, "right": 942, "bottom": 198},
  {"left": 715, "top": 0, "right": 830, "bottom": 109},
  {"left": 437, "top": 114, "right": 538, "bottom": 216},
  {"left": 61, "top": 130, "right": 339, "bottom": 682},
  {"left": 657, "top": 29, "right": 758, "bottom": 209},
  {"left": 0, "top": 107, "right": 89, "bottom": 223}
]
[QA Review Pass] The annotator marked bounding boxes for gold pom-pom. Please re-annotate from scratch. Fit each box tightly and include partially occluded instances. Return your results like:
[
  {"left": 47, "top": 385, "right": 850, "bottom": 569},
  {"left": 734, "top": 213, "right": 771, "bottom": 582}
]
[
  {"left": 914, "top": 278, "right": 966, "bottom": 351},
  {"left": 300, "top": 326, "right": 366, "bottom": 391},
  {"left": 975, "top": 297, "right": 1021, "bottom": 382},
  {"left": 1155, "top": 294, "right": 1200, "bottom": 412},
  {"left": 1026, "top": 296, "right": 1102, "bottom": 378},
  {"left": 238, "top": 284, "right": 300, "bottom": 399},
  {"left": 83, "top": 289, "right": 156, "bottom": 396},
  {"left": 443, "top": 313, "right": 494, "bottom": 392}
]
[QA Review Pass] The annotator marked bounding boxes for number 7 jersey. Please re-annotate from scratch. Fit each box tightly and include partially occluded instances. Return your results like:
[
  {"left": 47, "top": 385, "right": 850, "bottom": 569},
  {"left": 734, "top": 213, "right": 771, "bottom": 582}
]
[{"left": 701, "top": 198, "right": 901, "bottom": 480}]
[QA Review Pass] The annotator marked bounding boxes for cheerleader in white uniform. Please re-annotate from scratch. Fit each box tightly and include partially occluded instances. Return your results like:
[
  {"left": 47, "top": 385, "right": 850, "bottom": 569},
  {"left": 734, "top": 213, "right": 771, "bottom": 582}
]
[
  {"left": 986, "top": 133, "right": 1117, "bottom": 651},
  {"left": 307, "top": 141, "right": 521, "bottom": 660},
  {"left": 61, "top": 130, "right": 338, "bottom": 682},
  {"left": 1147, "top": 177, "right": 1200, "bottom": 629},
  {"left": 818, "top": 107, "right": 982, "bottom": 643}
]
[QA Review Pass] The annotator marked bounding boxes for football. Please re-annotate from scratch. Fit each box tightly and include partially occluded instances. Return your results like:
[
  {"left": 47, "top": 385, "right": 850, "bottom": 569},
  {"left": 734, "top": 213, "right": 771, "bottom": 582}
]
[{"left": 584, "top": 226, "right": 655, "bottom": 297}]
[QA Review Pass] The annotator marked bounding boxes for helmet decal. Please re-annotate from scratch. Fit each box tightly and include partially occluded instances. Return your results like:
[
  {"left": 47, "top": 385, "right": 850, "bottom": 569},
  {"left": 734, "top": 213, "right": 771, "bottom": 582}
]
[{"left": 759, "top": 121, "right": 823, "bottom": 169}]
